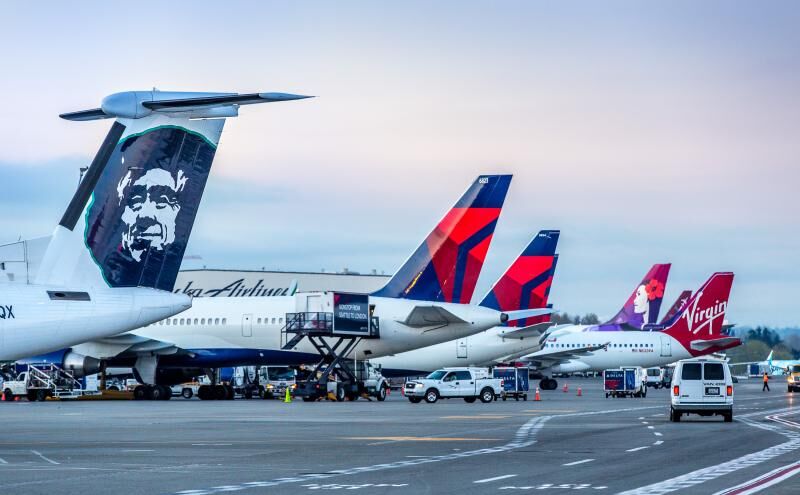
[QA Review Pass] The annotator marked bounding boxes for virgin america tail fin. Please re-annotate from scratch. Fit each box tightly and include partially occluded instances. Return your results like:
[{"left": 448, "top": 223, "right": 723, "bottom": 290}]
[
  {"left": 659, "top": 290, "right": 692, "bottom": 326},
  {"left": 372, "top": 175, "right": 512, "bottom": 303},
  {"left": 35, "top": 90, "right": 310, "bottom": 291},
  {"left": 663, "top": 272, "right": 739, "bottom": 354}
]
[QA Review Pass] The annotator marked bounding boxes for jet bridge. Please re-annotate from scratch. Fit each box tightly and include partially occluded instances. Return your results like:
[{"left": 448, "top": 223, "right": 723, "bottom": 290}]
[{"left": 282, "top": 292, "right": 381, "bottom": 401}]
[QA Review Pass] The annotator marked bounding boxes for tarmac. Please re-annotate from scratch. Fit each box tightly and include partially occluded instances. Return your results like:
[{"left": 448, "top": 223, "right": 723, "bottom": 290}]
[{"left": 0, "top": 377, "right": 798, "bottom": 494}]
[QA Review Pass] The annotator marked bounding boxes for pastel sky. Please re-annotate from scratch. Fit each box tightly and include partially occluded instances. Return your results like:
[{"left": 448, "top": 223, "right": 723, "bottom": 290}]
[{"left": 0, "top": 2, "right": 797, "bottom": 326}]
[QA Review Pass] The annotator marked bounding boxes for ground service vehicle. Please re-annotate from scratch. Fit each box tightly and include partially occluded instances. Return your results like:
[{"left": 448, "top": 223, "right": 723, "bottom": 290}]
[
  {"left": 604, "top": 367, "right": 647, "bottom": 398},
  {"left": 670, "top": 358, "right": 733, "bottom": 422},
  {"left": 493, "top": 366, "right": 530, "bottom": 400},
  {"left": 404, "top": 367, "right": 503, "bottom": 404},
  {"left": 260, "top": 366, "right": 296, "bottom": 399},
  {"left": 787, "top": 365, "right": 800, "bottom": 393},
  {"left": 2, "top": 364, "right": 85, "bottom": 401},
  {"left": 645, "top": 367, "right": 665, "bottom": 388}
]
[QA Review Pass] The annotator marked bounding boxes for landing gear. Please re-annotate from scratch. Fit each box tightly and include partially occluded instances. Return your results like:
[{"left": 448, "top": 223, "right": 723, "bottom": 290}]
[
  {"left": 133, "top": 384, "right": 171, "bottom": 400},
  {"left": 539, "top": 377, "right": 558, "bottom": 390},
  {"left": 197, "top": 384, "right": 235, "bottom": 400}
]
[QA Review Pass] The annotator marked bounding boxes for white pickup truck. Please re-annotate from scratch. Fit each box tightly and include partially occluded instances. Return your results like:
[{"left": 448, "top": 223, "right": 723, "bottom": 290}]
[{"left": 404, "top": 367, "right": 504, "bottom": 404}]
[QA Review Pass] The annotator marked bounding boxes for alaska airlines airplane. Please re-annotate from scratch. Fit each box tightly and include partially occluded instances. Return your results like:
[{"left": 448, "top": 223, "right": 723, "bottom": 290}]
[
  {"left": 731, "top": 351, "right": 800, "bottom": 376},
  {"left": 523, "top": 272, "right": 738, "bottom": 390},
  {"left": 24, "top": 175, "right": 552, "bottom": 399},
  {"left": 373, "top": 229, "right": 560, "bottom": 376},
  {"left": 0, "top": 90, "right": 309, "bottom": 361}
]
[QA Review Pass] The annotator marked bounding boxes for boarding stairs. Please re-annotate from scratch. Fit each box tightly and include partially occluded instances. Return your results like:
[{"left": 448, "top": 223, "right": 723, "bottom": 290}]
[{"left": 26, "top": 363, "right": 85, "bottom": 399}]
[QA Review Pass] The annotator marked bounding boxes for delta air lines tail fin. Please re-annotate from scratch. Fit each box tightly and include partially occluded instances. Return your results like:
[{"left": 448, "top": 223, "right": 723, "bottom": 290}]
[
  {"left": 602, "top": 263, "right": 671, "bottom": 329},
  {"left": 372, "top": 175, "right": 512, "bottom": 303},
  {"left": 35, "top": 90, "right": 311, "bottom": 291},
  {"left": 480, "top": 230, "right": 559, "bottom": 327}
]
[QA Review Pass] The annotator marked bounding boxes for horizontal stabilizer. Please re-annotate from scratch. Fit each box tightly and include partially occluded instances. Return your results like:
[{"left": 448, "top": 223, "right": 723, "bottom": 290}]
[
  {"left": 60, "top": 91, "right": 313, "bottom": 121},
  {"left": 497, "top": 322, "right": 554, "bottom": 340},
  {"left": 400, "top": 305, "right": 469, "bottom": 327},
  {"left": 504, "top": 308, "right": 554, "bottom": 323},
  {"left": 690, "top": 337, "right": 741, "bottom": 351}
]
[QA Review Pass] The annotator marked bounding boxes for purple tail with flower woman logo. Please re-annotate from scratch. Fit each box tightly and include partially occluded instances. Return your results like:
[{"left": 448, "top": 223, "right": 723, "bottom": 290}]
[{"left": 599, "top": 263, "right": 671, "bottom": 330}]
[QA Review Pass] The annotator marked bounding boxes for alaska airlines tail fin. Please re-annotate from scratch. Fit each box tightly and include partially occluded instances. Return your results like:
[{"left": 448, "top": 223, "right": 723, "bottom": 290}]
[
  {"left": 372, "top": 175, "right": 512, "bottom": 303},
  {"left": 35, "top": 91, "right": 311, "bottom": 291},
  {"left": 602, "top": 263, "right": 671, "bottom": 329},
  {"left": 659, "top": 290, "right": 692, "bottom": 326},
  {"left": 479, "top": 230, "right": 559, "bottom": 327},
  {"left": 663, "top": 272, "right": 738, "bottom": 353}
]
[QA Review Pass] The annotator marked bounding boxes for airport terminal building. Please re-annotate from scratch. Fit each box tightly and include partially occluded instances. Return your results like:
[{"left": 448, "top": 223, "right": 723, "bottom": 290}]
[{"left": 173, "top": 269, "right": 391, "bottom": 298}]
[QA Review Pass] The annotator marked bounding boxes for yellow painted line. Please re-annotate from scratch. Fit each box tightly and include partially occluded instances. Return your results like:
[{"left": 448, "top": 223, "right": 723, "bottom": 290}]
[
  {"left": 440, "top": 415, "right": 512, "bottom": 420},
  {"left": 341, "top": 437, "right": 502, "bottom": 442}
]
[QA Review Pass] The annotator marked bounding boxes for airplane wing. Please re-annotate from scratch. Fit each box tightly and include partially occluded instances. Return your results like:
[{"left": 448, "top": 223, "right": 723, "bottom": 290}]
[
  {"left": 520, "top": 342, "right": 609, "bottom": 366},
  {"left": 689, "top": 337, "right": 741, "bottom": 352},
  {"left": 399, "top": 305, "right": 469, "bottom": 327},
  {"left": 72, "top": 334, "right": 182, "bottom": 359},
  {"left": 497, "top": 322, "right": 554, "bottom": 340}
]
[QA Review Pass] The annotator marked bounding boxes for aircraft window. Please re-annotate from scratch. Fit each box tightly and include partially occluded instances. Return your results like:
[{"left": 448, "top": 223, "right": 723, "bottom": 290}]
[
  {"left": 194, "top": 319, "right": 198, "bottom": 325},
  {"left": 173, "top": 319, "right": 178, "bottom": 325},
  {"left": 165, "top": 320, "right": 169, "bottom": 325},
  {"left": 257, "top": 318, "right": 262, "bottom": 324},
  {"left": 222, "top": 318, "right": 227, "bottom": 325},
  {"left": 279, "top": 318, "right": 283, "bottom": 324},
  {"left": 272, "top": 318, "right": 276, "bottom": 324},
  {"left": 201, "top": 318, "right": 206, "bottom": 325},
  {"left": 214, "top": 318, "right": 220, "bottom": 325}
]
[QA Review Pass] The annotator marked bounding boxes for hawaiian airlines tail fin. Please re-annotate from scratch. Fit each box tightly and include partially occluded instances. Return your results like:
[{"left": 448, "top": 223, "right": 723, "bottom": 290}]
[
  {"left": 479, "top": 230, "right": 559, "bottom": 327},
  {"left": 659, "top": 290, "right": 692, "bottom": 326},
  {"left": 663, "top": 272, "right": 739, "bottom": 354},
  {"left": 602, "top": 263, "right": 671, "bottom": 329},
  {"left": 35, "top": 91, "right": 311, "bottom": 291},
  {"left": 372, "top": 175, "right": 512, "bottom": 303}
]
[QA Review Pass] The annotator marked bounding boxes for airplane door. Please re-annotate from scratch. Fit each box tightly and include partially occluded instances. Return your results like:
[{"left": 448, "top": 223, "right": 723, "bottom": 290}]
[
  {"left": 660, "top": 335, "right": 672, "bottom": 357},
  {"left": 457, "top": 338, "right": 468, "bottom": 359},
  {"left": 242, "top": 314, "right": 253, "bottom": 337},
  {"left": 306, "top": 295, "right": 323, "bottom": 313}
]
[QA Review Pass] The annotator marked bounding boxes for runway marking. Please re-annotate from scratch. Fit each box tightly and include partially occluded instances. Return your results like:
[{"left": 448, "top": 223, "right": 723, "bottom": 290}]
[
  {"left": 625, "top": 446, "right": 649, "bottom": 452},
  {"left": 191, "top": 443, "right": 232, "bottom": 446},
  {"left": 440, "top": 415, "right": 512, "bottom": 419},
  {"left": 122, "top": 449, "right": 155, "bottom": 452},
  {"left": 474, "top": 474, "right": 518, "bottom": 483},
  {"left": 498, "top": 483, "right": 607, "bottom": 490},
  {"left": 654, "top": 441, "right": 664, "bottom": 446},
  {"left": 618, "top": 407, "right": 800, "bottom": 495},
  {"left": 345, "top": 436, "right": 502, "bottom": 442},
  {"left": 31, "top": 450, "right": 59, "bottom": 465},
  {"left": 647, "top": 426, "right": 654, "bottom": 429},
  {"left": 172, "top": 405, "right": 660, "bottom": 495},
  {"left": 563, "top": 458, "right": 595, "bottom": 466},
  {"left": 712, "top": 459, "right": 800, "bottom": 495},
  {"left": 0, "top": 458, "right": 7, "bottom": 464},
  {"left": 302, "top": 483, "right": 408, "bottom": 490},
  {"left": 641, "top": 421, "right": 649, "bottom": 424}
]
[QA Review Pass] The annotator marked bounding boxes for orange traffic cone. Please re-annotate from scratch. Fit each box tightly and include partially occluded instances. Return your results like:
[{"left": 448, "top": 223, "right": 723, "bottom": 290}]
[
  {"left": 14, "top": 396, "right": 20, "bottom": 402},
  {"left": 577, "top": 387, "right": 582, "bottom": 397},
  {"left": 534, "top": 387, "right": 541, "bottom": 401},
  {"left": 563, "top": 383, "right": 569, "bottom": 393}
]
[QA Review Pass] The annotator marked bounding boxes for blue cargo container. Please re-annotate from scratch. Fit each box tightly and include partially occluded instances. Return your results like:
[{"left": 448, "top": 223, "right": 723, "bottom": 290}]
[{"left": 493, "top": 367, "right": 530, "bottom": 401}]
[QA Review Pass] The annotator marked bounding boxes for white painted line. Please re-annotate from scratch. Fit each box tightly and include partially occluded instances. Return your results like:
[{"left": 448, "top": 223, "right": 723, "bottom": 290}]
[
  {"left": 191, "top": 443, "right": 232, "bottom": 446},
  {"left": 713, "top": 459, "right": 800, "bottom": 495},
  {"left": 474, "top": 474, "right": 517, "bottom": 484},
  {"left": 31, "top": 450, "right": 59, "bottom": 465},
  {"left": 642, "top": 421, "right": 649, "bottom": 424},
  {"left": 626, "top": 446, "right": 650, "bottom": 452},
  {"left": 563, "top": 458, "right": 595, "bottom": 466},
  {"left": 123, "top": 449, "right": 155, "bottom": 452},
  {"left": 654, "top": 432, "right": 663, "bottom": 436},
  {"left": 0, "top": 457, "right": 7, "bottom": 464},
  {"left": 638, "top": 417, "right": 645, "bottom": 420},
  {"left": 654, "top": 441, "right": 664, "bottom": 446},
  {"left": 647, "top": 426, "right": 655, "bottom": 429}
]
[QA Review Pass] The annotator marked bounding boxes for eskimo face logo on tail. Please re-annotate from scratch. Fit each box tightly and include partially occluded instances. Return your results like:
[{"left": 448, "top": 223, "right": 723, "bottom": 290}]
[
  {"left": 118, "top": 165, "right": 187, "bottom": 262},
  {"left": 85, "top": 126, "right": 217, "bottom": 291},
  {"left": 681, "top": 290, "right": 727, "bottom": 335}
]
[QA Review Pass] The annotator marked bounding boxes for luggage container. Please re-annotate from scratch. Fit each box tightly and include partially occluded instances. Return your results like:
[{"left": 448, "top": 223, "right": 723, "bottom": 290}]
[
  {"left": 604, "top": 367, "right": 647, "bottom": 398},
  {"left": 493, "top": 366, "right": 529, "bottom": 401}
]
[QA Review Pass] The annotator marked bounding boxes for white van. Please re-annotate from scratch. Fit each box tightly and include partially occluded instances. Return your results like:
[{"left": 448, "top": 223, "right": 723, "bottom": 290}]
[{"left": 670, "top": 357, "right": 733, "bottom": 422}]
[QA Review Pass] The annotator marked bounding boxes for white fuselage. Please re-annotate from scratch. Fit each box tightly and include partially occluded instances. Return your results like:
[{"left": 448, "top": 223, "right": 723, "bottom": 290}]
[
  {"left": 129, "top": 295, "right": 505, "bottom": 362},
  {"left": 533, "top": 326, "right": 692, "bottom": 373},
  {"left": 0, "top": 284, "right": 190, "bottom": 361},
  {"left": 372, "top": 327, "right": 542, "bottom": 375}
]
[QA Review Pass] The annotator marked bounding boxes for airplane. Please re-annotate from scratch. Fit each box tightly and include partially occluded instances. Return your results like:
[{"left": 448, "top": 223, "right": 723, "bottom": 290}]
[
  {"left": 730, "top": 350, "right": 800, "bottom": 376},
  {"left": 22, "top": 175, "right": 553, "bottom": 399},
  {"left": 373, "top": 229, "right": 560, "bottom": 377},
  {"left": 522, "top": 272, "right": 739, "bottom": 390},
  {"left": 0, "top": 89, "right": 310, "bottom": 362}
]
